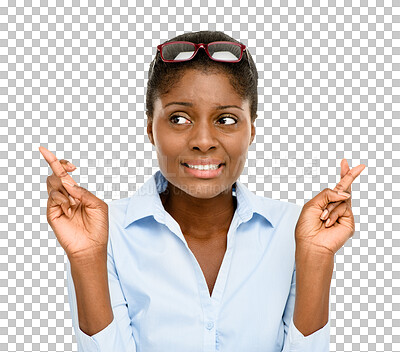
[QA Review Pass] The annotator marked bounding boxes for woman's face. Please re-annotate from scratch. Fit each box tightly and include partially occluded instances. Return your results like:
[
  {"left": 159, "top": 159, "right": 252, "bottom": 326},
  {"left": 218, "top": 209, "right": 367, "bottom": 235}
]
[{"left": 147, "top": 69, "right": 255, "bottom": 199}]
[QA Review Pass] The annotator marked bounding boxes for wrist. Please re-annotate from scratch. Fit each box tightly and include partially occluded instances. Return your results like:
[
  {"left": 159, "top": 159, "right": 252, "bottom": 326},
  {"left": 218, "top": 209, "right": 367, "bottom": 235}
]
[
  {"left": 295, "top": 246, "right": 334, "bottom": 271},
  {"left": 68, "top": 246, "right": 107, "bottom": 268},
  {"left": 296, "top": 241, "right": 335, "bottom": 261}
]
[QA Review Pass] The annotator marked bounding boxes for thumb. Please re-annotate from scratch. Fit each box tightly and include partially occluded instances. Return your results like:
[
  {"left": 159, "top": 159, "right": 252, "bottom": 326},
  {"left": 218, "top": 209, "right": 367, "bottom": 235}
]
[
  {"left": 61, "top": 179, "right": 102, "bottom": 209},
  {"left": 313, "top": 188, "right": 351, "bottom": 210}
]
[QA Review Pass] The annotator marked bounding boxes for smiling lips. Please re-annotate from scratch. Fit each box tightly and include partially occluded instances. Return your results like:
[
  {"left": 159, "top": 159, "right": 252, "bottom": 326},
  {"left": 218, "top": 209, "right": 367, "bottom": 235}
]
[
  {"left": 181, "top": 160, "right": 225, "bottom": 171},
  {"left": 181, "top": 159, "right": 225, "bottom": 178},
  {"left": 181, "top": 159, "right": 225, "bottom": 166}
]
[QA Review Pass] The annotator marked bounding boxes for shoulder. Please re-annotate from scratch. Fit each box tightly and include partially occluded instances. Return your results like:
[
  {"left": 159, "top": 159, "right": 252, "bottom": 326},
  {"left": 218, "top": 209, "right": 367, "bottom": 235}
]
[
  {"left": 104, "top": 197, "right": 132, "bottom": 255},
  {"left": 106, "top": 197, "right": 131, "bottom": 225},
  {"left": 257, "top": 194, "right": 302, "bottom": 212},
  {"left": 251, "top": 192, "right": 303, "bottom": 227}
]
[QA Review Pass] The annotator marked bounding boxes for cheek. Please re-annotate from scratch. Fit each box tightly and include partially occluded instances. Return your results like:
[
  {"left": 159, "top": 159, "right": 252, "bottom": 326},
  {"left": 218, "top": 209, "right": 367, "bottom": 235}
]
[
  {"left": 154, "top": 130, "right": 183, "bottom": 165},
  {"left": 227, "top": 131, "right": 251, "bottom": 170},
  {"left": 230, "top": 127, "right": 251, "bottom": 153}
]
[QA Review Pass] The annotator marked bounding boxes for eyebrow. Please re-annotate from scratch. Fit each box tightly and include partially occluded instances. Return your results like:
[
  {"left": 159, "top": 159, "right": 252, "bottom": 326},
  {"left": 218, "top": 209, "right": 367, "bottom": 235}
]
[{"left": 164, "top": 102, "right": 244, "bottom": 111}]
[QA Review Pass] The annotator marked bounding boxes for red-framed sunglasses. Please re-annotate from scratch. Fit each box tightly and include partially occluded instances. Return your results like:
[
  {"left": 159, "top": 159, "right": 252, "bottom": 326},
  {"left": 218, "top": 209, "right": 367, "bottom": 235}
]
[{"left": 156, "top": 41, "right": 251, "bottom": 66}]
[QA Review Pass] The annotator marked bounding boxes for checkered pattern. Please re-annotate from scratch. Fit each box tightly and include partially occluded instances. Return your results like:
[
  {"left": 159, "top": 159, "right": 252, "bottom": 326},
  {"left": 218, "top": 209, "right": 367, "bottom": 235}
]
[{"left": 1, "top": 1, "right": 398, "bottom": 351}]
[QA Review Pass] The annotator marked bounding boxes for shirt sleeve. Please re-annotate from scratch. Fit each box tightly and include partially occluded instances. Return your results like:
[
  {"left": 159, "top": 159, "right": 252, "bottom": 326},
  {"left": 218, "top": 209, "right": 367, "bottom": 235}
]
[
  {"left": 66, "top": 233, "right": 137, "bottom": 352},
  {"left": 281, "top": 262, "right": 330, "bottom": 352}
]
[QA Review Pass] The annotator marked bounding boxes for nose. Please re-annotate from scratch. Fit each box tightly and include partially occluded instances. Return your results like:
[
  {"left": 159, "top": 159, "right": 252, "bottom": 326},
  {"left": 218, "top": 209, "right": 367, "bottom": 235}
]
[{"left": 188, "top": 120, "right": 218, "bottom": 152}]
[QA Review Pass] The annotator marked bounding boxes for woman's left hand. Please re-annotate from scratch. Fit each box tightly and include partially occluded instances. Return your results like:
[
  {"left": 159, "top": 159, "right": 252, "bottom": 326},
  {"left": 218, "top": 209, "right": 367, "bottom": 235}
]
[{"left": 295, "top": 159, "right": 366, "bottom": 257}]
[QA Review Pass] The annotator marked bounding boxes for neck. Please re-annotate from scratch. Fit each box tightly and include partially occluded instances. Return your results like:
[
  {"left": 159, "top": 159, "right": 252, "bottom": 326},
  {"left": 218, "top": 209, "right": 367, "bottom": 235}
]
[{"left": 160, "top": 182, "right": 237, "bottom": 241}]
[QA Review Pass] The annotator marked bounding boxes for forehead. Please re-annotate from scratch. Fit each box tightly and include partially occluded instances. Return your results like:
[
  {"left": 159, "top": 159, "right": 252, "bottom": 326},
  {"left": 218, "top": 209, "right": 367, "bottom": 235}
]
[{"left": 156, "top": 69, "right": 248, "bottom": 109}]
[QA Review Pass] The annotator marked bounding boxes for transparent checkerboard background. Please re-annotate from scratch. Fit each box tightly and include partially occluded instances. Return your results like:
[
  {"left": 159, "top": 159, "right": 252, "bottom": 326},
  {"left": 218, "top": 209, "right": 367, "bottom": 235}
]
[{"left": 1, "top": 1, "right": 398, "bottom": 351}]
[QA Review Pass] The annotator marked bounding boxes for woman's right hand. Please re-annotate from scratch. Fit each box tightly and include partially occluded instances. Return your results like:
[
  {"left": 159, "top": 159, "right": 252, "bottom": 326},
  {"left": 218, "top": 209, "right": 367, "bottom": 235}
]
[{"left": 39, "top": 146, "right": 109, "bottom": 261}]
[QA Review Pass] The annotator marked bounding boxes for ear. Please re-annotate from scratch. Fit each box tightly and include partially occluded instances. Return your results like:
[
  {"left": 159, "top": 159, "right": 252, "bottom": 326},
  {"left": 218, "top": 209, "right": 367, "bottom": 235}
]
[
  {"left": 146, "top": 115, "right": 155, "bottom": 146},
  {"left": 249, "top": 119, "right": 256, "bottom": 145}
]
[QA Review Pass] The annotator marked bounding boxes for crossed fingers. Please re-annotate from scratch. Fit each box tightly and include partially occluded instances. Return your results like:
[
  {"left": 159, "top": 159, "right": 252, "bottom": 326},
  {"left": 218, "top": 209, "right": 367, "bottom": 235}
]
[
  {"left": 39, "top": 146, "right": 78, "bottom": 186},
  {"left": 320, "top": 160, "right": 366, "bottom": 225},
  {"left": 333, "top": 164, "right": 365, "bottom": 193},
  {"left": 40, "top": 146, "right": 80, "bottom": 209}
]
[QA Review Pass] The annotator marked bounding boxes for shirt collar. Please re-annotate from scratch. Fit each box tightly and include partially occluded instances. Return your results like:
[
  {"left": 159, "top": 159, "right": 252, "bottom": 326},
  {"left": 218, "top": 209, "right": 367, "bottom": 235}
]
[{"left": 124, "top": 170, "right": 277, "bottom": 229}]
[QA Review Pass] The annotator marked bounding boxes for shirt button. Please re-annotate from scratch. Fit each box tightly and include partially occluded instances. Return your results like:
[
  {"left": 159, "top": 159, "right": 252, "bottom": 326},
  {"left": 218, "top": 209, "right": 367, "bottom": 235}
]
[{"left": 206, "top": 321, "right": 214, "bottom": 330}]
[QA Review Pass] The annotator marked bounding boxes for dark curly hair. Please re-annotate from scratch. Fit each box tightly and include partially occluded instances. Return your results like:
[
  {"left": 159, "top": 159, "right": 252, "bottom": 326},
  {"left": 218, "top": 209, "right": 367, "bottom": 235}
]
[{"left": 145, "top": 31, "right": 258, "bottom": 123}]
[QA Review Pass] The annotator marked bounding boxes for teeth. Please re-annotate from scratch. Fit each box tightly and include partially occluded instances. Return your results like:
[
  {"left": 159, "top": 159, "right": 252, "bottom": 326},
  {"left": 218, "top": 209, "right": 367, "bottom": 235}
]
[{"left": 186, "top": 164, "right": 220, "bottom": 170}]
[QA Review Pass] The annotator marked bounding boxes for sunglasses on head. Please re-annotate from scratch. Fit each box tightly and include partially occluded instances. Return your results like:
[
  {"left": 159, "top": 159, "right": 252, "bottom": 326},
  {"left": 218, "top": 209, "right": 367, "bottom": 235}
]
[
  {"left": 153, "top": 41, "right": 251, "bottom": 70},
  {"left": 157, "top": 41, "right": 249, "bottom": 62}
]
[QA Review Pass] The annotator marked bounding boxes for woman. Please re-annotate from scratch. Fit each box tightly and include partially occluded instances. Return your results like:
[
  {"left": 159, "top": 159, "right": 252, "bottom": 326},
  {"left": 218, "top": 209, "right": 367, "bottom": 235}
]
[{"left": 39, "top": 31, "right": 365, "bottom": 352}]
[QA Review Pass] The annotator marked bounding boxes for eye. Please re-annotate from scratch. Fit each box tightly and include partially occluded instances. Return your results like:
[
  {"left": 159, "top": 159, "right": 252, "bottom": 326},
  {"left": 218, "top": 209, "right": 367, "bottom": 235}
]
[
  {"left": 169, "top": 114, "right": 238, "bottom": 125},
  {"left": 218, "top": 115, "right": 237, "bottom": 125},
  {"left": 169, "top": 115, "right": 191, "bottom": 124}
]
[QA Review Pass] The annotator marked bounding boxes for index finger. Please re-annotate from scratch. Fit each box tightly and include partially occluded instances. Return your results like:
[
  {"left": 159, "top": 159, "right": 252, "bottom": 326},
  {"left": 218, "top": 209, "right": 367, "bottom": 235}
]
[
  {"left": 39, "top": 146, "right": 78, "bottom": 185},
  {"left": 340, "top": 159, "right": 351, "bottom": 193},
  {"left": 333, "top": 163, "right": 366, "bottom": 193}
]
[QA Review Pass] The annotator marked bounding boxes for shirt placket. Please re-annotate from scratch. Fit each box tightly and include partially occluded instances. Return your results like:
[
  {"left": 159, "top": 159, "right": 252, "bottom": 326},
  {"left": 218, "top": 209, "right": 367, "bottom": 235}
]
[
  {"left": 163, "top": 205, "right": 241, "bottom": 352},
  {"left": 191, "top": 213, "right": 240, "bottom": 352}
]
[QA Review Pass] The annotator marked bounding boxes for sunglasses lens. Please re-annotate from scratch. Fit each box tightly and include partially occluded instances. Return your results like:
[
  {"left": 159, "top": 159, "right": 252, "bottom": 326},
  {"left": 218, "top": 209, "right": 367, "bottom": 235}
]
[
  {"left": 207, "top": 42, "right": 242, "bottom": 61},
  {"left": 161, "top": 42, "right": 196, "bottom": 61}
]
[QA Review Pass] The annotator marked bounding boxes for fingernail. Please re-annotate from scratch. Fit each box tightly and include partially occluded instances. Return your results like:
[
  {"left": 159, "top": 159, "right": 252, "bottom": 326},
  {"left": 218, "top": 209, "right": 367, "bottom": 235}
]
[
  {"left": 320, "top": 209, "right": 329, "bottom": 220},
  {"left": 337, "top": 191, "right": 351, "bottom": 198},
  {"left": 68, "top": 195, "right": 76, "bottom": 205},
  {"left": 67, "top": 161, "right": 77, "bottom": 169},
  {"left": 61, "top": 179, "right": 74, "bottom": 188},
  {"left": 67, "top": 208, "right": 72, "bottom": 217},
  {"left": 325, "top": 218, "right": 331, "bottom": 227}
]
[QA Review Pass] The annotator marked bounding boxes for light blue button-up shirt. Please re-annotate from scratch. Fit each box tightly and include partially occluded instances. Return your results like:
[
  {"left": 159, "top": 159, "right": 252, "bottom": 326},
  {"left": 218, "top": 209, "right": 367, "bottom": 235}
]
[{"left": 66, "top": 170, "right": 330, "bottom": 352}]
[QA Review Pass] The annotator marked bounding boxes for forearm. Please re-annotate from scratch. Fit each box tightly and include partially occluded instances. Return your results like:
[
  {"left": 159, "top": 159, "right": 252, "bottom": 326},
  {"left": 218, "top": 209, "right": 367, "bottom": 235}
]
[
  {"left": 293, "top": 247, "right": 334, "bottom": 336},
  {"left": 69, "top": 248, "right": 114, "bottom": 336}
]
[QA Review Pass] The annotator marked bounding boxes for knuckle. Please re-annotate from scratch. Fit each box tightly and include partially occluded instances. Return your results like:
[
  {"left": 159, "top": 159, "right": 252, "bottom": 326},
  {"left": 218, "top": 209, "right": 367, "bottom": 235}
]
[
  {"left": 49, "top": 159, "right": 60, "bottom": 168},
  {"left": 48, "top": 174, "right": 58, "bottom": 184},
  {"left": 49, "top": 178, "right": 63, "bottom": 192},
  {"left": 47, "top": 186, "right": 53, "bottom": 196},
  {"left": 326, "top": 203, "right": 335, "bottom": 211},
  {"left": 60, "top": 160, "right": 72, "bottom": 168},
  {"left": 304, "top": 199, "right": 313, "bottom": 208},
  {"left": 46, "top": 176, "right": 53, "bottom": 186},
  {"left": 328, "top": 211, "right": 336, "bottom": 220}
]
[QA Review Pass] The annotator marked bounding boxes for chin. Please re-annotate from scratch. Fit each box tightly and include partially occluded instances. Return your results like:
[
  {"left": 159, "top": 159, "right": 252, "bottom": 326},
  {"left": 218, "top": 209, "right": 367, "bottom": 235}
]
[{"left": 177, "top": 181, "right": 232, "bottom": 199}]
